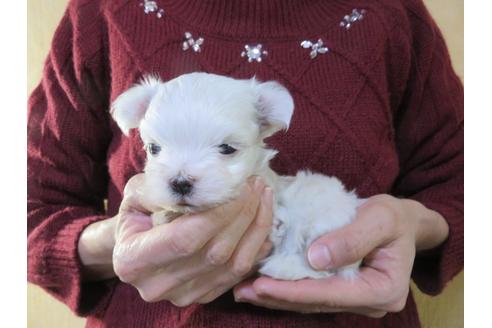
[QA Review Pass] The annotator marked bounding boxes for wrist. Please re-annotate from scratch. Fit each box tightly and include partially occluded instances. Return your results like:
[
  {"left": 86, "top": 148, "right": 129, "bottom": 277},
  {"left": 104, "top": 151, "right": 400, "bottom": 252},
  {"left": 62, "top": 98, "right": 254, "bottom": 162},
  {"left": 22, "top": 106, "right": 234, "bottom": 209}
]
[
  {"left": 78, "top": 216, "right": 117, "bottom": 281},
  {"left": 402, "top": 199, "right": 449, "bottom": 252}
]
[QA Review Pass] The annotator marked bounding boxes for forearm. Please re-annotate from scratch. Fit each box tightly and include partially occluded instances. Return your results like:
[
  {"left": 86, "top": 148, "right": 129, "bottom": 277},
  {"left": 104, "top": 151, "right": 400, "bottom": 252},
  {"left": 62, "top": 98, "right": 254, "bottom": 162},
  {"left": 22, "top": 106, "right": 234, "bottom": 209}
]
[
  {"left": 78, "top": 216, "right": 118, "bottom": 281},
  {"left": 403, "top": 199, "right": 450, "bottom": 252}
]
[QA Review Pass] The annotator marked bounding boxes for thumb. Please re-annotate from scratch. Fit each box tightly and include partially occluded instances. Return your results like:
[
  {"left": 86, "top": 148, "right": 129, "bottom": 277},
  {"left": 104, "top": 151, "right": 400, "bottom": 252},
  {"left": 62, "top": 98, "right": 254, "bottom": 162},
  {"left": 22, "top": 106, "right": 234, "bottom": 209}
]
[
  {"left": 116, "top": 175, "right": 155, "bottom": 242},
  {"left": 307, "top": 202, "right": 397, "bottom": 270}
]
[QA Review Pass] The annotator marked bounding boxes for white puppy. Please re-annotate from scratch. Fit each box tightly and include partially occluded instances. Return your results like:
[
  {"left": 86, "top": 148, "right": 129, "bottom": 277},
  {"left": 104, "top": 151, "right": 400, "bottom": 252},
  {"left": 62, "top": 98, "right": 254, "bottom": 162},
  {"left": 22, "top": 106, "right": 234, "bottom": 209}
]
[{"left": 111, "top": 72, "right": 362, "bottom": 280}]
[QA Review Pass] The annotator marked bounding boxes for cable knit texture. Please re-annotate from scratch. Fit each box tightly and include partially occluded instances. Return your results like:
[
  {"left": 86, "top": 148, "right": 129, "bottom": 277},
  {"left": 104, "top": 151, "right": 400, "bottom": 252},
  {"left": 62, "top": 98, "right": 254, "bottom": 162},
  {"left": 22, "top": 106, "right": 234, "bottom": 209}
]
[{"left": 27, "top": 0, "right": 463, "bottom": 327}]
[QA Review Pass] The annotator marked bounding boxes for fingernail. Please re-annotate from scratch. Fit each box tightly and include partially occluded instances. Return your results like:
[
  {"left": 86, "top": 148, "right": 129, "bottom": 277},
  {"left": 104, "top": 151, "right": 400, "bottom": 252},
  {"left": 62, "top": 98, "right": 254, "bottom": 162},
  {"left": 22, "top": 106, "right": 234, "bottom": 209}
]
[
  {"left": 308, "top": 245, "right": 331, "bottom": 270},
  {"left": 235, "top": 286, "right": 256, "bottom": 302}
]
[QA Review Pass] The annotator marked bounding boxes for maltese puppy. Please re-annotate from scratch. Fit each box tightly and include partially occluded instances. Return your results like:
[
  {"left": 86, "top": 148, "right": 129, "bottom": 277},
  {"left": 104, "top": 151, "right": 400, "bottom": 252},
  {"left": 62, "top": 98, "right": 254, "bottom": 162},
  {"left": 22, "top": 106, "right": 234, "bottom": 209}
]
[{"left": 111, "top": 73, "right": 362, "bottom": 280}]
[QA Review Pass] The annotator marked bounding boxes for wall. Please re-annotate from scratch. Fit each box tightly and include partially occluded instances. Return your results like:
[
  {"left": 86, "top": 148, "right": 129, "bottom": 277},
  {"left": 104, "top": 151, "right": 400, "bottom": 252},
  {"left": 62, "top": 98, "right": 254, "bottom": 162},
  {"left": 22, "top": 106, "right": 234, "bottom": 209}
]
[{"left": 27, "top": 1, "right": 464, "bottom": 327}]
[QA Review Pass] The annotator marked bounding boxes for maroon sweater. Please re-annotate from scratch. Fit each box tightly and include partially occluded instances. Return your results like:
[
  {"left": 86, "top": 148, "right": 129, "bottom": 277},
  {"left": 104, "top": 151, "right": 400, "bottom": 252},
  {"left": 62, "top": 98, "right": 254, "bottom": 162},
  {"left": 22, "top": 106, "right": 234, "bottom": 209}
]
[{"left": 27, "top": 0, "right": 463, "bottom": 327}]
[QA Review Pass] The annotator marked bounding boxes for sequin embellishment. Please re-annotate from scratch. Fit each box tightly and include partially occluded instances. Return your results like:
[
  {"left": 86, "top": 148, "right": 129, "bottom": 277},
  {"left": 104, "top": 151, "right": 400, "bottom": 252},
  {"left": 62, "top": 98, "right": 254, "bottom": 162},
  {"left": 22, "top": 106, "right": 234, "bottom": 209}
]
[
  {"left": 340, "top": 9, "right": 366, "bottom": 29},
  {"left": 300, "top": 39, "right": 329, "bottom": 59},
  {"left": 140, "top": 1, "right": 164, "bottom": 18},
  {"left": 241, "top": 44, "right": 268, "bottom": 63},
  {"left": 182, "top": 32, "right": 204, "bottom": 52}
]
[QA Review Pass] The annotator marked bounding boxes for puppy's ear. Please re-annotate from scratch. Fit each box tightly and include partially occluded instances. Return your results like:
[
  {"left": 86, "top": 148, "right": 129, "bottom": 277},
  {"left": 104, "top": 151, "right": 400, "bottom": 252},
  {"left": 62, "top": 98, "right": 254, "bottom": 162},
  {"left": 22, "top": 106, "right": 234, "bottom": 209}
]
[
  {"left": 255, "top": 80, "right": 294, "bottom": 138},
  {"left": 111, "top": 75, "right": 161, "bottom": 135}
]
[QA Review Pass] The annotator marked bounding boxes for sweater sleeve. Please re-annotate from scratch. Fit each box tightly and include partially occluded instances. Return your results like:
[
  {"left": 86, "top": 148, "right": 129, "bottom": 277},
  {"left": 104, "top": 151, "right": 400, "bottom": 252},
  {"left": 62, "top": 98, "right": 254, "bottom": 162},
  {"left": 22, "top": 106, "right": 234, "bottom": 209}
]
[
  {"left": 390, "top": 1, "right": 463, "bottom": 295},
  {"left": 27, "top": 1, "right": 114, "bottom": 316}
]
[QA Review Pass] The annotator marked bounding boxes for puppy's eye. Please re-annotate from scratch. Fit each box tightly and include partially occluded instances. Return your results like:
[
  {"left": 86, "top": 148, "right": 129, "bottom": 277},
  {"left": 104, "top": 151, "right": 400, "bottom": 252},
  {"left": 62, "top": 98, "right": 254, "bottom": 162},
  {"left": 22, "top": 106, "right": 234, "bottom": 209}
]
[
  {"left": 147, "top": 143, "right": 161, "bottom": 156},
  {"left": 218, "top": 144, "right": 237, "bottom": 155}
]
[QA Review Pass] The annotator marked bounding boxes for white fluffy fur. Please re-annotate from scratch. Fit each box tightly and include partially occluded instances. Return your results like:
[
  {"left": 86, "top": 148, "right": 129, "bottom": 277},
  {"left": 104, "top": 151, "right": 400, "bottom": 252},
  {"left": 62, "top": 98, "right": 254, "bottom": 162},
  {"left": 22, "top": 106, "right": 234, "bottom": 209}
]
[{"left": 111, "top": 72, "right": 362, "bottom": 280}]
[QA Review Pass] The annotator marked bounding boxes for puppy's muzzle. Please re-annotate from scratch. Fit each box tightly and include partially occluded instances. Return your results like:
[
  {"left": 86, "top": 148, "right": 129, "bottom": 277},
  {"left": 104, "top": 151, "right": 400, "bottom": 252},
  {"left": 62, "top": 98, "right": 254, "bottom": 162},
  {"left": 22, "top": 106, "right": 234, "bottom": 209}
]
[{"left": 170, "top": 178, "right": 193, "bottom": 196}]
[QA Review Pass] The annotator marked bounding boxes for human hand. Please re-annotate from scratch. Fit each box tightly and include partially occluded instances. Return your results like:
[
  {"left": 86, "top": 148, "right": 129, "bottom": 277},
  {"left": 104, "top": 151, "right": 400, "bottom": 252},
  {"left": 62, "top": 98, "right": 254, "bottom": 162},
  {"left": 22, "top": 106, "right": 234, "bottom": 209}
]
[
  {"left": 113, "top": 174, "right": 274, "bottom": 306},
  {"left": 234, "top": 194, "right": 449, "bottom": 317},
  {"left": 78, "top": 217, "right": 118, "bottom": 281}
]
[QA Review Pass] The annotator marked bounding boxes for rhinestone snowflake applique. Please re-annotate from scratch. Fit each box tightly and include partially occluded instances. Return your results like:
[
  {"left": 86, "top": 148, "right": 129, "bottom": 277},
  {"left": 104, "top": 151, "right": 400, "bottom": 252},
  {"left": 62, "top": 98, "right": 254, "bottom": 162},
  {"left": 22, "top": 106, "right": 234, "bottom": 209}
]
[
  {"left": 140, "top": 0, "right": 165, "bottom": 18},
  {"left": 241, "top": 44, "right": 268, "bottom": 63},
  {"left": 300, "top": 39, "right": 329, "bottom": 59},
  {"left": 340, "top": 9, "right": 366, "bottom": 29},
  {"left": 182, "top": 32, "right": 204, "bottom": 52}
]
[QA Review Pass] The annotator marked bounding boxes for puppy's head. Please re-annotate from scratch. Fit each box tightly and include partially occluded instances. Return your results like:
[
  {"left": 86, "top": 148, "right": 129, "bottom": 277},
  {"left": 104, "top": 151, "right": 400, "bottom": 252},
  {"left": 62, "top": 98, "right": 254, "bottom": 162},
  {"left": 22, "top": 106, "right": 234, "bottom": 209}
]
[{"left": 111, "top": 73, "right": 294, "bottom": 212}]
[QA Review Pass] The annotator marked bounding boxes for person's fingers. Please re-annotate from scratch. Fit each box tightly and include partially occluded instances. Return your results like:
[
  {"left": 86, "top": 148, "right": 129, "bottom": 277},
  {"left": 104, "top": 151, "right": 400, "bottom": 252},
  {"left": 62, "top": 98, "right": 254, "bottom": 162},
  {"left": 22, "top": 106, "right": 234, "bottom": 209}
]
[
  {"left": 116, "top": 177, "right": 262, "bottom": 287},
  {"left": 120, "top": 191, "right": 249, "bottom": 272},
  {"left": 205, "top": 176, "right": 259, "bottom": 220},
  {"left": 120, "top": 174, "right": 153, "bottom": 214},
  {"left": 115, "top": 173, "right": 155, "bottom": 242},
  {"left": 115, "top": 173, "right": 157, "bottom": 244},
  {"left": 248, "top": 268, "right": 389, "bottom": 308},
  {"left": 133, "top": 236, "right": 273, "bottom": 303},
  {"left": 307, "top": 201, "right": 400, "bottom": 270},
  {"left": 254, "top": 240, "right": 274, "bottom": 262},
  {"left": 170, "top": 268, "right": 241, "bottom": 306},
  {"left": 138, "top": 177, "right": 262, "bottom": 266},
  {"left": 204, "top": 178, "right": 265, "bottom": 266},
  {"left": 172, "top": 235, "right": 274, "bottom": 305},
  {"left": 118, "top": 178, "right": 262, "bottom": 283},
  {"left": 234, "top": 282, "right": 332, "bottom": 313},
  {"left": 196, "top": 283, "right": 234, "bottom": 304},
  {"left": 229, "top": 187, "right": 274, "bottom": 276},
  {"left": 235, "top": 285, "right": 387, "bottom": 317},
  {"left": 351, "top": 308, "right": 387, "bottom": 318},
  {"left": 142, "top": 268, "right": 215, "bottom": 304},
  {"left": 122, "top": 173, "right": 145, "bottom": 197},
  {"left": 234, "top": 280, "right": 388, "bottom": 316},
  {"left": 112, "top": 214, "right": 156, "bottom": 283},
  {"left": 187, "top": 275, "right": 235, "bottom": 305},
  {"left": 114, "top": 211, "right": 153, "bottom": 244},
  {"left": 169, "top": 233, "right": 274, "bottom": 305},
  {"left": 129, "top": 249, "right": 219, "bottom": 302},
  {"left": 239, "top": 296, "right": 322, "bottom": 313}
]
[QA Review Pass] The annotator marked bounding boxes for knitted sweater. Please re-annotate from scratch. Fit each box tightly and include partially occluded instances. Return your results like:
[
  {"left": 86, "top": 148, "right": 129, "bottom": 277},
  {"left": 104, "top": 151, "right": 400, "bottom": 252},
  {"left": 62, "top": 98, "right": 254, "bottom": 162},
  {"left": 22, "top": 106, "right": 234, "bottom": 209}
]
[{"left": 27, "top": 0, "right": 464, "bottom": 327}]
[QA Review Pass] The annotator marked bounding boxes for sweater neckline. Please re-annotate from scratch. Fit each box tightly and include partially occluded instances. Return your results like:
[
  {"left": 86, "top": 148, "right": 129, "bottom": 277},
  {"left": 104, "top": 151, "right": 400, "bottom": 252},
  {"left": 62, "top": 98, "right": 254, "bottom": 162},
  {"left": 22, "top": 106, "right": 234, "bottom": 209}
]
[{"left": 160, "top": 0, "right": 350, "bottom": 40}]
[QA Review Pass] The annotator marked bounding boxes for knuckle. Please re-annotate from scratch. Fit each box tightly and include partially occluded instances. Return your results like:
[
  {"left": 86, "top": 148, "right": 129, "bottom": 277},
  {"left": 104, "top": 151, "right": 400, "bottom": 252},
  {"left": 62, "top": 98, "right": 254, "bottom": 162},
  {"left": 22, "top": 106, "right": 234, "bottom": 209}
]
[
  {"left": 385, "top": 298, "right": 407, "bottom": 312},
  {"left": 198, "top": 292, "right": 218, "bottom": 304},
  {"left": 113, "top": 262, "right": 135, "bottom": 283},
  {"left": 337, "top": 234, "right": 362, "bottom": 263},
  {"left": 168, "top": 234, "right": 199, "bottom": 257},
  {"left": 257, "top": 241, "right": 273, "bottom": 259},
  {"left": 254, "top": 215, "right": 273, "bottom": 231},
  {"left": 242, "top": 203, "right": 258, "bottom": 220},
  {"left": 369, "top": 194, "right": 394, "bottom": 204},
  {"left": 368, "top": 311, "right": 387, "bottom": 318},
  {"left": 367, "top": 202, "right": 394, "bottom": 220},
  {"left": 206, "top": 246, "right": 233, "bottom": 266},
  {"left": 370, "top": 280, "right": 395, "bottom": 303},
  {"left": 212, "top": 205, "right": 229, "bottom": 222},
  {"left": 371, "top": 201, "right": 398, "bottom": 222},
  {"left": 232, "top": 260, "right": 253, "bottom": 277},
  {"left": 138, "top": 288, "right": 162, "bottom": 303},
  {"left": 321, "top": 298, "right": 343, "bottom": 309},
  {"left": 123, "top": 174, "right": 144, "bottom": 197},
  {"left": 170, "top": 297, "right": 194, "bottom": 307},
  {"left": 378, "top": 282, "right": 409, "bottom": 312},
  {"left": 365, "top": 202, "right": 400, "bottom": 236}
]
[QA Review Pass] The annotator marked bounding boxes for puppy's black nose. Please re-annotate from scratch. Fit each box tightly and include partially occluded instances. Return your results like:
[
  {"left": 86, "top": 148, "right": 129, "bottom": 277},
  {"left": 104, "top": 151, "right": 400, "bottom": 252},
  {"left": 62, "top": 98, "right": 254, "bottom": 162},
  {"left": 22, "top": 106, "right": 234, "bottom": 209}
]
[{"left": 170, "top": 178, "right": 193, "bottom": 196}]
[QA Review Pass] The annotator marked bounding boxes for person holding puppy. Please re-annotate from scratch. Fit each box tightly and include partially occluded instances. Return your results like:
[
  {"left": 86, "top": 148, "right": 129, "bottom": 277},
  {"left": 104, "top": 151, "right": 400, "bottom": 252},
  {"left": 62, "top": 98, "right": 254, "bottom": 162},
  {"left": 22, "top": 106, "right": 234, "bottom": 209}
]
[{"left": 28, "top": 0, "right": 462, "bottom": 327}]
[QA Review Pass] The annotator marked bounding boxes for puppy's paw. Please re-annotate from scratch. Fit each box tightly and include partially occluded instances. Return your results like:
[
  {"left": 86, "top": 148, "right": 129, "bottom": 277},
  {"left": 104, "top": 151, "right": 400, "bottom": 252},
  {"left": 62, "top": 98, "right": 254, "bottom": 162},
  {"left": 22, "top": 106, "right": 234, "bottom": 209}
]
[
  {"left": 259, "top": 253, "right": 334, "bottom": 280},
  {"left": 259, "top": 254, "right": 361, "bottom": 281},
  {"left": 151, "top": 211, "right": 172, "bottom": 225},
  {"left": 335, "top": 262, "right": 360, "bottom": 281},
  {"left": 269, "top": 216, "right": 288, "bottom": 246}
]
